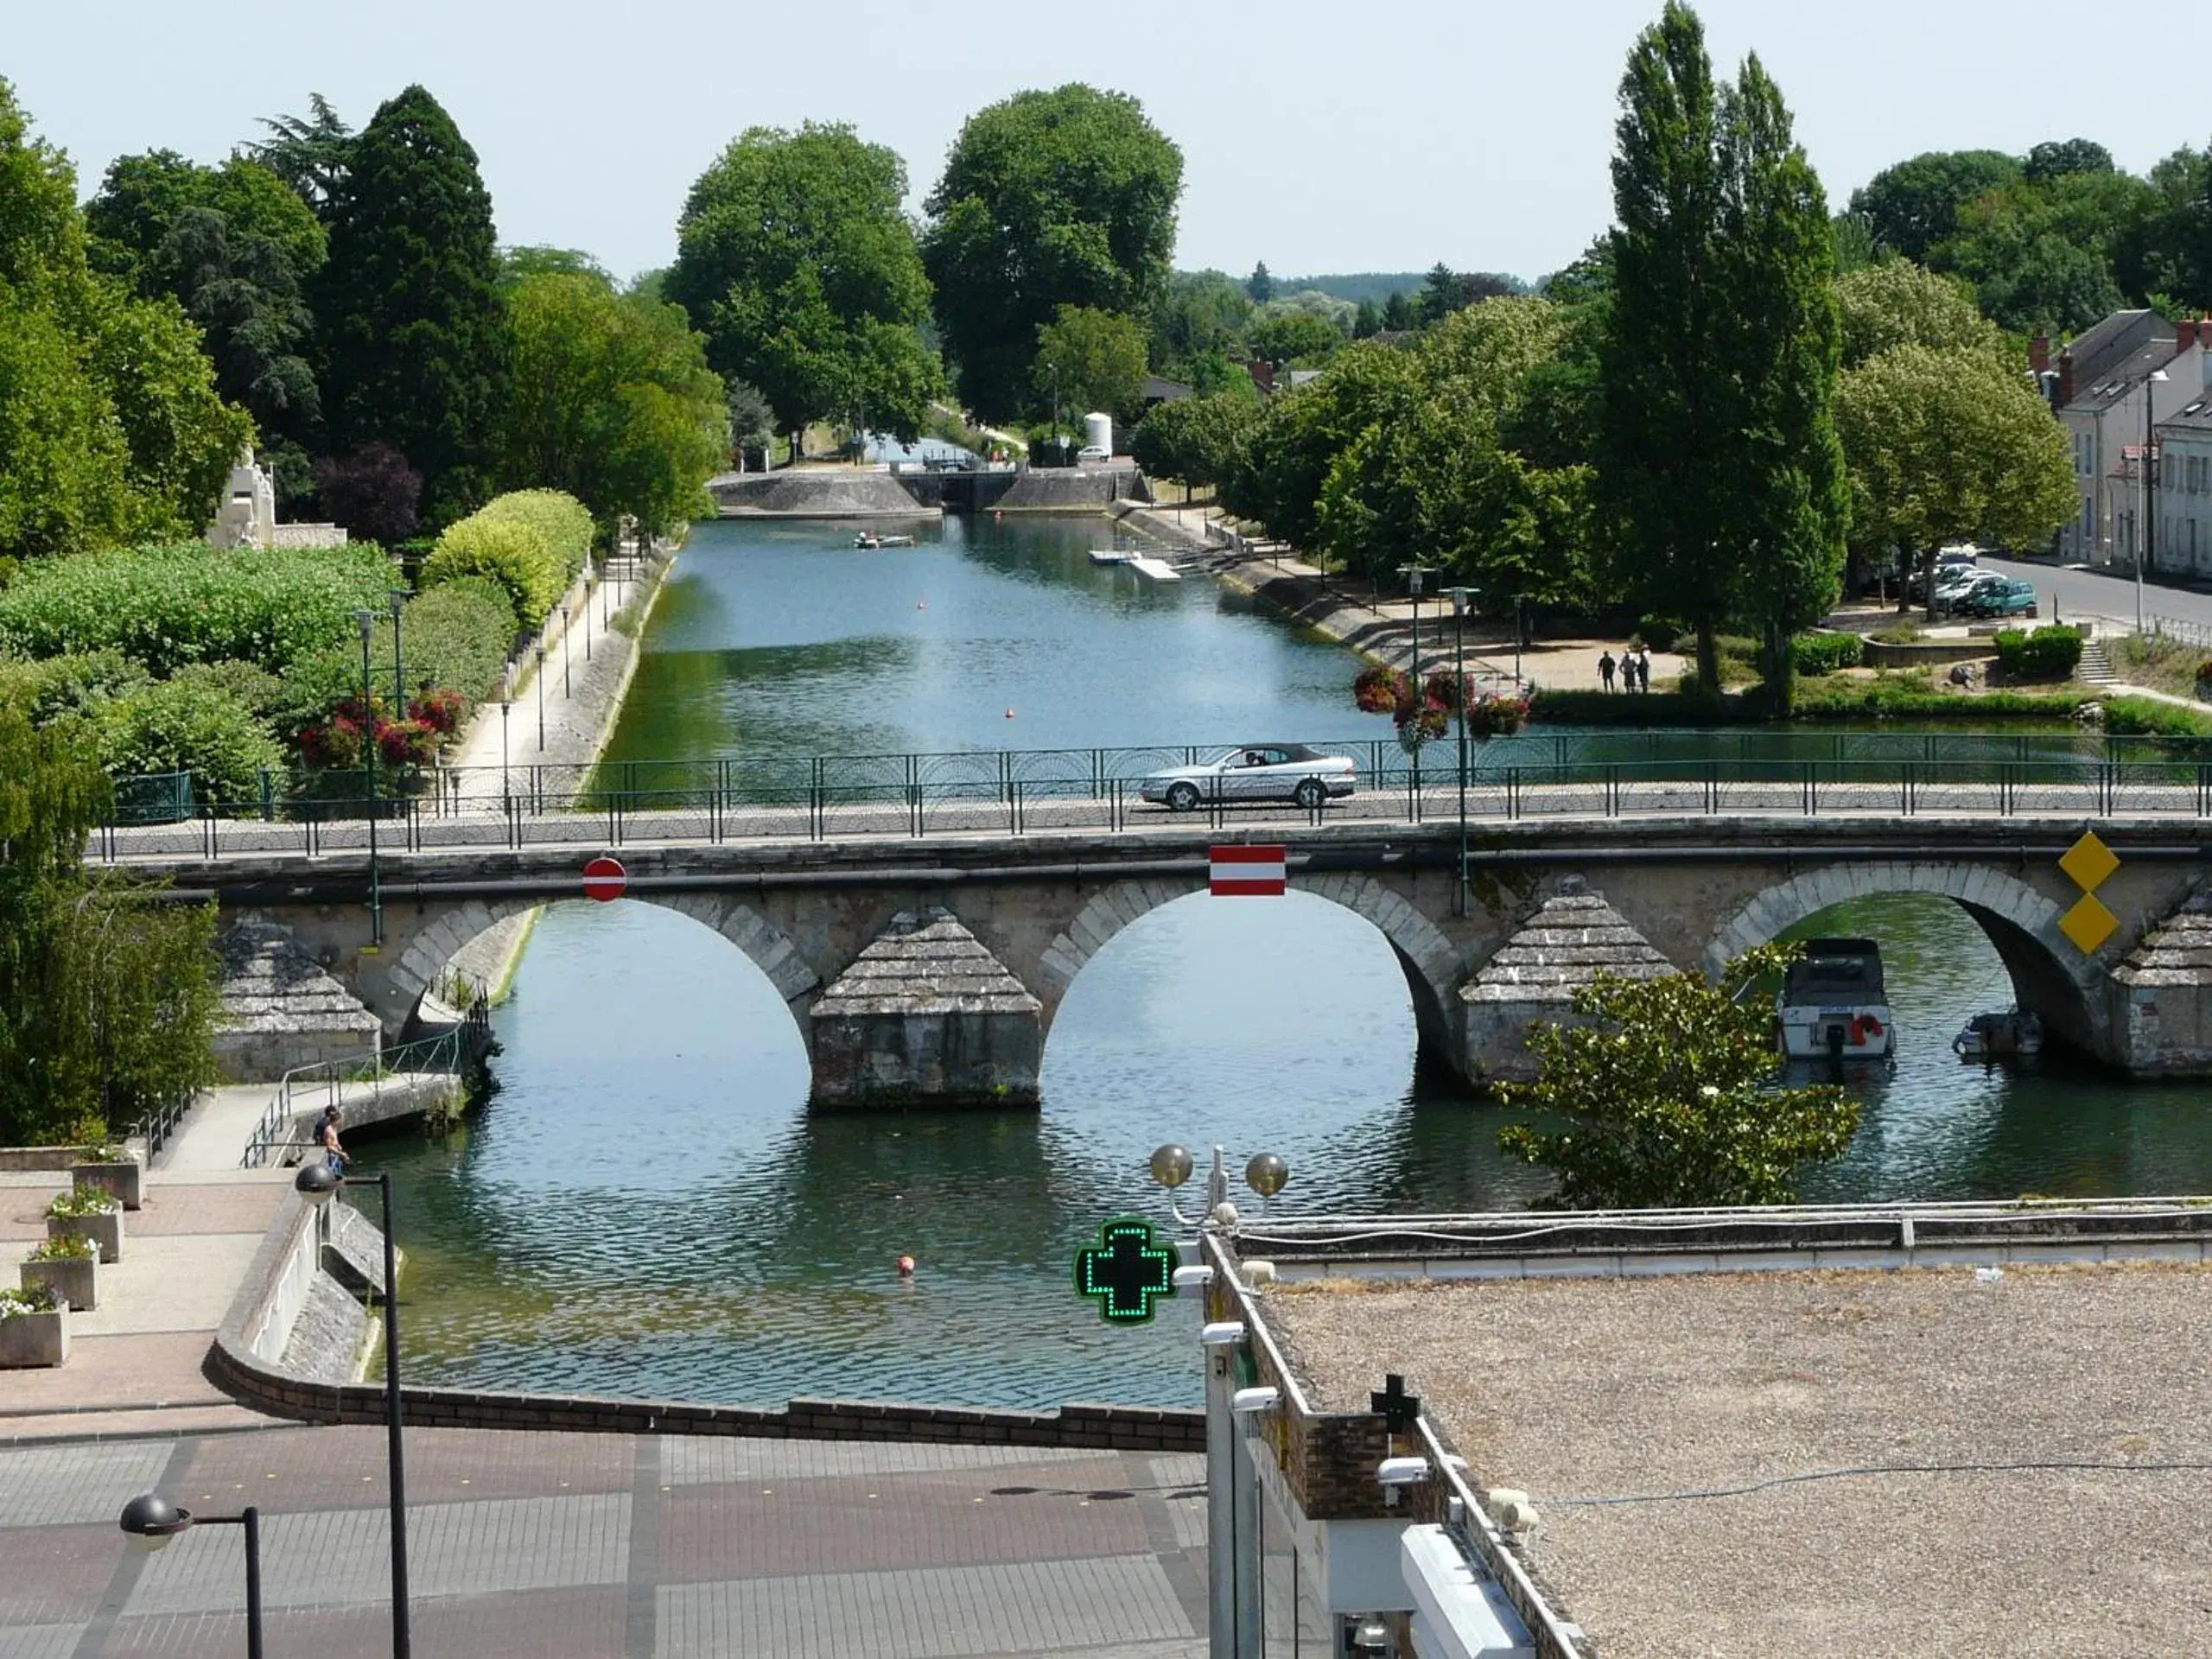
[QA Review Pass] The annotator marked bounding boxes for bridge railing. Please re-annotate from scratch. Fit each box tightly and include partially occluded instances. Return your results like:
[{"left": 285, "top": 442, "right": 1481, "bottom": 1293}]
[
  {"left": 243, "top": 1020, "right": 478, "bottom": 1169},
  {"left": 96, "top": 734, "right": 2212, "bottom": 861}
]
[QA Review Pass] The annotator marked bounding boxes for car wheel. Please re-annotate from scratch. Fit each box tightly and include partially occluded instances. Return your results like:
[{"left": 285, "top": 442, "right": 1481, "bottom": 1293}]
[
  {"left": 1166, "top": 782, "right": 1200, "bottom": 812},
  {"left": 1294, "top": 778, "right": 1325, "bottom": 810}
]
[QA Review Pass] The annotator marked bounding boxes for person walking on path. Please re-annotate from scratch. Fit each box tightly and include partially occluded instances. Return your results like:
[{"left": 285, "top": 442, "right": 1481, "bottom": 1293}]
[
  {"left": 318, "top": 1106, "right": 346, "bottom": 1176},
  {"left": 1636, "top": 646, "right": 1653, "bottom": 692},
  {"left": 1599, "top": 650, "right": 1617, "bottom": 693}
]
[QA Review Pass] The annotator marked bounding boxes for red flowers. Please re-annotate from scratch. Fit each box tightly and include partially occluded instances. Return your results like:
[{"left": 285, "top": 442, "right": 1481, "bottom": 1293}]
[
  {"left": 296, "top": 687, "right": 462, "bottom": 770},
  {"left": 1351, "top": 665, "right": 1532, "bottom": 748}
]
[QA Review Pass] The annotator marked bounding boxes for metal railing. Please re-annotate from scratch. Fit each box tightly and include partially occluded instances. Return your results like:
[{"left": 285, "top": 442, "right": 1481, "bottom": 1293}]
[
  {"left": 242, "top": 1015, "right": 481, "bottom": 1169},
  {"left": 132, "top": 1093, "right": 194, "bottom": 1164}
]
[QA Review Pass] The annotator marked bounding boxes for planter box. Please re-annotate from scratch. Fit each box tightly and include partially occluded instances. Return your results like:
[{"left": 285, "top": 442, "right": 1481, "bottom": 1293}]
[
  {"left": 21, "top": 1253, "right": 98, "bottom": 1313},
  {"left": 72, "top": 1160, "right": 143, "bottom": 1211},
  {"left": 48, "top": 1209, "right": 123, "bottom": 1264},
  {"left": 0, "top": 1307, "right": 68, "bottom": 1368}
]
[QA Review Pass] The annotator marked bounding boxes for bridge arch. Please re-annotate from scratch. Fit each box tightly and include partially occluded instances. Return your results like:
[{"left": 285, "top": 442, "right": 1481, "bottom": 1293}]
[
  {"left": 387, "top": 893, "right": 821, "bottom": 1042},
  {"left": 1700, "top": 860, "right": 2105, "bottom": 1052},
  {"left": 1035, "top": 871, "right": 1464, "bottom": 1062}
]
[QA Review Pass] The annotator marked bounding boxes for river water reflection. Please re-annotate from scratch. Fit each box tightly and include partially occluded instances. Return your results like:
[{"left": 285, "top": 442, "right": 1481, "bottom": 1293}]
[{"left": 376, "top": 515, "right": 2212, "bottom": 1409}]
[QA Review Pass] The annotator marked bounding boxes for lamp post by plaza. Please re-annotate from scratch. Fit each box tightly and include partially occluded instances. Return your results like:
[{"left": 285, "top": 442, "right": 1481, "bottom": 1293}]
[
  {"left": 1397, "top": 564, "right": 1433, "bottom": 813},
  {"left": 2140, "top": 366, "right": 2170, "bottom": 635},
  {"left": 535, "top": 645, "right": 547, "bottom": 751},
  {"left": 560, "top": 601, "right": 572, "bottom": 697},
  {"left": 296, "top": 1163, "right": 411, "bottom": 1657},
  {"left": 354, "top": 610, "right": 384, "bottom": 947},
  {"left": 120, "top": 1496, "right": 263, "bottom": 1659},
  {"left": 1441, "top": 586, "right": 1475, "bottom": 918}
]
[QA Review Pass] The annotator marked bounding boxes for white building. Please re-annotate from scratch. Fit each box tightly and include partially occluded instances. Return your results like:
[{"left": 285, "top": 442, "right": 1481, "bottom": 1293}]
[
  {"left": 206, "top": 448, "right": 348, "bottom": 550},
  {"left": 2053, "top": 312, "right": 2206, "bottom": 568},
  {"left": 2159, "top": 388, "right": 2212, "bottom": 580}
]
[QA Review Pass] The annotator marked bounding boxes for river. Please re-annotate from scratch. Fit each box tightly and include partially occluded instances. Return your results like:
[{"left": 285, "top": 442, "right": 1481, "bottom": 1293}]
[{"left": 372, "top": 513, "right": 2212, "bottom": 1411}]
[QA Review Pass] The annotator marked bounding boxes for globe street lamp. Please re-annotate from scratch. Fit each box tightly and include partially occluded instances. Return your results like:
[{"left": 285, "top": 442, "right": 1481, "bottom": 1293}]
[
  {"left": 354, "top": 609, "right": 383, "bottom": 948},
  {"left": 535, "top": 644, "right": 547, "bottom": 752},
  {"left": 295, "top": 1162, "right": 411, "bottom": 1657},
  {"left": 1441, "top": 586, "right": 1476, "bottom": 918},
  {"left": 1398, "top": 565, "right": 1434, "bottom": 817},
  {"left": 120, "top": 1494, "right": 263, "bottom": 1659},
  {"left": 388, "top": 588, "right": 409, "bottom": 712},
  {"left": 560, "top": 601, "right": 572, "bottom": 698},
  {"left": 1148, "top": 1143, "right": 1290, "bottom": 1229}
]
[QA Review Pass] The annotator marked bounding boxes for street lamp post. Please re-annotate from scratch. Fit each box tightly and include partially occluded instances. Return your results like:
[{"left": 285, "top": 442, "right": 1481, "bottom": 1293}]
[
  {"left": 561, "top": 602, "right": 572, "bottom": 697},
  {"left": 388, "top": 589, "right": 408, "bottom": 711},
  {"left": 499, "top": 676, "right": 512, "bottom": 811},
  {"left": 354, "top": 610, "right": 383, "bottom": 948},
  {"left": 1443, "top": 587, "right": 1474, "bottom": 918},
  {"left": 120, "top": 1497, "right": 263, "bottom": 1659},
  {"left": 296, "top": 1164, "right": 411, "bottom": 1657},
  {"left": 535, "top": 645, "right": 547, "bottom": 752},
  {"left": 2141, "top": 366, "right": 2170, "bottom": 635},
  {"left": 1397, "top": 564, "right": 1433, "bottom": 818}
]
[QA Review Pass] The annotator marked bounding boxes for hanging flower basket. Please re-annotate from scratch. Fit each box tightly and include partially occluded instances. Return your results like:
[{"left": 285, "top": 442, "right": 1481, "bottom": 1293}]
[
  {"left": 1353, "top": 664, "right": 1533, "bottom": 752},
  {"left": 1353, "top": 664, "right": 1411, "bottom": 715}
]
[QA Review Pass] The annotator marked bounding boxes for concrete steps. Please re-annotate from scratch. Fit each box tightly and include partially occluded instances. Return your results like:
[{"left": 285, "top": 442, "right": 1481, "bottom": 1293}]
[{"left": 2078, "top": 639, "right": 2116, "bottom": 685}]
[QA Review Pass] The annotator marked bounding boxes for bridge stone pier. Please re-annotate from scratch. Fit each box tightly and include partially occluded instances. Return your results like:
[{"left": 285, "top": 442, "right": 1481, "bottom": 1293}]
[{"left": 147, "top": 814, "right": 2212, "bottom": 1106}]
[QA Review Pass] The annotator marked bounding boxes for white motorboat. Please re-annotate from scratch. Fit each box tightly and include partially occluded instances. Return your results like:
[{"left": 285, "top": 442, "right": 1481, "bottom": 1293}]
[
  {"left": 1953, "top": 1010, "right": 2043, "bottom": 1062},
  {"left": 854, "top": 532, "right": 917, "bottom": 549},
  {"left": 1777, "top": 938, "right": 1896, "bottom": 1061}
]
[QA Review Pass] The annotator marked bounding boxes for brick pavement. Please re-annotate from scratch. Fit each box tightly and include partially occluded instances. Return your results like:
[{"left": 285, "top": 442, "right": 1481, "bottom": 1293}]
[{"left": 0, "top": 1426, "right": 1210, "bottom": 1657}]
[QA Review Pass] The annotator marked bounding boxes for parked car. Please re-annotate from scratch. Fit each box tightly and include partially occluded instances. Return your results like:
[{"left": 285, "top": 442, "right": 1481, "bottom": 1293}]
[
  {"left": 1139, "top": 745, "right": 1357, "bottom": 810},
  {"left": 1077, "top": 444, "right": 1110, "bottom": 463},
  {"left": 1932, "top": 569, "right": 1997, "bottom": 613},
  {"left": 1910, "top": 550, "right": 1979, "bottom": 602},
  {"left": 1959, "top": 578, "right": 2037, "bottom": 619}
]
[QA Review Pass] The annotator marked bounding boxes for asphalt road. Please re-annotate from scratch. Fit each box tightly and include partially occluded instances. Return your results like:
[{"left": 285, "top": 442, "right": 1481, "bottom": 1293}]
[{"left": 1979, "top": 555, "right": 2212, "bottom": 632}]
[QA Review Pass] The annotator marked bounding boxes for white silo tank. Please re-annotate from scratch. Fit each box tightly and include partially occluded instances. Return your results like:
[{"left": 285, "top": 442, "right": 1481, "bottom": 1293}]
[{"left": 1084, "top": 411, "right": 1113, "bottom": 458}]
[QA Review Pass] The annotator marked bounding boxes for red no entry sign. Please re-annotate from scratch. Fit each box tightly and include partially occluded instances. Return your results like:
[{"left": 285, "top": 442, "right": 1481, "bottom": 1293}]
[
  {"left": 1210, "top": 844, "right": 1287, "bottom": 896},
  {"left": 582, "top": 855, "right": 627, "bottom": 902}
]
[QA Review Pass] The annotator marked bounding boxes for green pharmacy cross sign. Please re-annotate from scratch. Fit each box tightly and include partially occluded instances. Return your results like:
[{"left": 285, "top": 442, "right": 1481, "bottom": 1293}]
[{"left": 1075, "top": 1217, "right": 1181, "bottom": 1325}]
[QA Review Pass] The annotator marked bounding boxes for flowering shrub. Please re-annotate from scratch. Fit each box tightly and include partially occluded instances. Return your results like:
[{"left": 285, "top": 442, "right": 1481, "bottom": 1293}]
[
  {"left": 1353, "top": 664, "right": 1409, "bottom": 714},
  {"left": 296, "top": 691, "right": 448, "bottom": 771},
  {"left": 378, "top": 719, "right": 438, "bottom": 766},
  {"left": 408, "top": 688, "right": 467, "bottom": 734},
  {"left": 1353, "top": 665, "right": 1532, "bottom": 751}
]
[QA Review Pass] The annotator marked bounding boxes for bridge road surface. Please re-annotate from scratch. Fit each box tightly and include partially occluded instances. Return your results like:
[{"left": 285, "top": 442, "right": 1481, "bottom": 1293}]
[
  {"left": 92, "top": 772, "right": 2212, "bottom": 865},
  {"left": 0, "top": 1426, "right": 1211, "bottom": 1658}
]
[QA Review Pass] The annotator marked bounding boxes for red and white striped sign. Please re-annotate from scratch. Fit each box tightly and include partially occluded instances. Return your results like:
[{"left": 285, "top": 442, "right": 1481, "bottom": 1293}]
[
  {"left": 582, "top": 855, "right": 627, "bottom": 902},
  {"left": 1210, "top": 844, "right": 1287, "bottom": 897}
]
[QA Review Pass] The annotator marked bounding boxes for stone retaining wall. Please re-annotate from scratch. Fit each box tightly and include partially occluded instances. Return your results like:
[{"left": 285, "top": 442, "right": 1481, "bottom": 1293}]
[{"left": 209, "top": 1192, "right": 1204, "bottom": 1451}]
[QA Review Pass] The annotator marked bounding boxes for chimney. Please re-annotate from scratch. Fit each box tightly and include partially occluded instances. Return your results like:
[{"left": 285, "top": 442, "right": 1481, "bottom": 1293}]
[
  {"left": 2029, "top": 332, "right": 2051, "bottom": 375},
  {"left": 2177, "top": 317, "right": 2201, "bottom": 355},
  {"left": 2057, "top": 349, "right": 2076, "bottom": 408}
]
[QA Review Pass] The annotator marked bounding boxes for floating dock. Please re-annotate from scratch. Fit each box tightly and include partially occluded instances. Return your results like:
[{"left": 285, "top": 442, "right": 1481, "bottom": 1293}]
[
  {"left": 1089, "top": 549, "right": 1136, "bottom": 565},
  {"left": 1129, "top": 556, "right": 1182, "bottom": 582}
]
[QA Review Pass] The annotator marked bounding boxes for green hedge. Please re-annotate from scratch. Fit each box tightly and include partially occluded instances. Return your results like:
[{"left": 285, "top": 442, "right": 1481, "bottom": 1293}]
[
  {"left": 0, "top": 543, "right": 397, "bottom": 674},
  {"left": 92, "top": 677, "right": 287, "bottom": 804},
  {"left": 0, "top": 649, "right": 149, "bottom": 723},
  {"left": 2103, "top": 696, "right": 2212, "bottom": 737},
  {"left": 281, "top": 577, "right": 518, "bottom": 734},
  {"left": 1791, "top": 632, "right": 1864, "bottom": 676},
  {"left": 420, "top": 489, "right": 593, "bottom": 631},
  {"left": 475, "top": 489, "right": 594, "bottom": 585},
  {"left": 1994, "top": 624, "right": 2083, "bottom": 682}
]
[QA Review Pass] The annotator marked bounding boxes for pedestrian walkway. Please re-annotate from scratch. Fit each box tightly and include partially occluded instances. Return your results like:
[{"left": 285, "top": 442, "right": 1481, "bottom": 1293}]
[
  {"left": 0, "top": 1425, "right": 1210, "bottom": 1657},
  {"left": 1, "top": 1167, "right": 288, "bottom": 1441}
]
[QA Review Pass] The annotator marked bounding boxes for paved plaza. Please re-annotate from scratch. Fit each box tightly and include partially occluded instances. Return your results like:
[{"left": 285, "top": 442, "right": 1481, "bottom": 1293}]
[{"left": 0, "top": 1426, "right": 1211, "bottom": 1657}]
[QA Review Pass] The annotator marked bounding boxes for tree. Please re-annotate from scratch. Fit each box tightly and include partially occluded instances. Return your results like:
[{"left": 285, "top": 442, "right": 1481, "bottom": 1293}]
[
  {"left": 1246, "top": 261, "right": 1274, "bottom": 303},
  {"left": 1935, "top": 169, "right": 2152, "bottom": 333},
  {"left": 668, "top": 123, "right": 938, "bottom": 454},
  {"left": 1834, "top": 258, "right": 2006, "bottom": 369},
  {"left": 499, "top": 245, "right": 612, "bottom": 289},
  {"left": 1417, "top": 261, "right": 1462, "bottom": 324},
  {"left": 0, "top": 696, "right": 219, "bottom": 1147},
  {"left": 1032, "top": 305, "right": 1148, "bottom": 425},
  {"left": 725, "top": 378, "right": 775, "bottom": 468},
  {"left": 1848, "top": 149, "right": 2021, "bottom": 262},
  {"left": 1381, "top": 290, "right": 1416, "bottom": 331},
  {"left": 1128, "top": 392, "right": 1262, "bottom": 491},
  {"left": 316, "top": 85, "right": 509, "bottom": 525},
  {"left": 1247, "top": 308, "right": 1344, "bottom": 366},
  {"left": 2024, "top": 138, "right": 2115, "bottom": 186},
  {"left": 1835, "top": 342, "right": 2076, "bottom": 614},
  {"left": 1498, "top": 944, "right": 1860, "bottom": 1209},
  {"left": 246, "top": 94, "right": 353, "bottom": 213},
  {"left": 313, "top": 443, "right": 421, "bottom": 545},
  {"left": 500, "top": 272, "right": 729, "bottom": 537},
  {"left": 1597, "top": 5, "right": 1844, "bottom": 708},
  {"left": 922, "top": 85, "right": 1183, "bottom": 422},
  {"left": 1151, "top": 269, "right": 1253, "bottom": 372},
  {"left": 1220, "top": 342, "right": 1421, "bottom": 551},
  {"left": 1352, "top": 299, "right": 1383, "bottom": 339}
]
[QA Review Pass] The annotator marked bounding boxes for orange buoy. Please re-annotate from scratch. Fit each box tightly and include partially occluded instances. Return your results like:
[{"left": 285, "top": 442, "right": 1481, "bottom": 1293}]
[{"left": 896, "top": 1255, "right": 916, "bottom": 1277}]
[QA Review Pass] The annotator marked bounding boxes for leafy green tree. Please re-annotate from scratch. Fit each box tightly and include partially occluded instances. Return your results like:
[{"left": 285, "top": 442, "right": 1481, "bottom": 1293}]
[
  {"left": 2123, "top": 145, "right": 2211, "bottom": 311},
  {"left": 1380, "top": 290, "right": 1417, "bottom": 331},
  {"left": 1151, "top": 270, "right": 1253, "bottom": 372},
  {"left": 1128, "top": 392, "right": 1262, "bottom": 491},
  {"left": 246, "top": 94, "right": 353, "bottom": 213},
  {"left": 1848, "top": 149, "right": 2021, "bottom": 262},
  {"left": 316, "top": 85, "right": 509, "bottom": 525},
  {"left": 1597, "top": 4, "right": 1844, "bottom": 708},
  {"left": 498, "top": 245, "right": 612, "bottom": 289},
  {"left": 1351, "top": 299, "right": 1383, "bottom": 339},
  {"left": 1934, "top": 168, "right": 2152, "bottom": 333},
  {"left": 0, "top": 696, "right": 219, "bottom": 1146},
  {"left": 1246, "top": 262, "right": 1274, "bottom": 303},
  {"left": 1498, "top": 944, "right": 1860, "bottom": 1209},
  {"left": 1247, "top": 308, "right": 1344, "bottom": 366},
  {"left": 1186, "top": 348, "right": 1259, "bottom": 402},
  {"left": 922, "top": 85, "right": 1183, "bottom": 422},
  {"left": 1834, "top": 258, "right": 2006, "bottom": 368},
  {"left": 2024, "top": 138, "right": 2114, "bottom": 186},
  {"left": 500, "top": 271, "right": 729, "bottom": 537},
  {"left": 724, "top": 377, "right": 775, "bottom": 467},
  {"left": 668, "top": 123, "right": 938, "bottom": 453},
  {"left": 0, "top": 303, "right": 132, "bottom": 561},
  {"left": 1032, "top": 305, "right": 1149, "bottom": 426},
  {"left": 1220, "top": 342, "right": 1421, "bottom": 551},
  {"left": 1835, "top": 342, "right": 2076, "bottom": 615},
  {"left": 1417, "top": 262, "right": 1462, "bottom": 324}
]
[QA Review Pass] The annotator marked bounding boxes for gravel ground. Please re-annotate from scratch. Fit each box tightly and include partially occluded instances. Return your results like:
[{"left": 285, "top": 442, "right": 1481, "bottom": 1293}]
[{"left": 1270, "top": 1263, "right": 2212, "bottom": 1658}]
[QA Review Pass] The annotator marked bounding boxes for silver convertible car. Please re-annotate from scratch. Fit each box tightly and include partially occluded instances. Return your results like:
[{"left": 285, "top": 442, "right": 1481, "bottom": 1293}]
[{"left": 1137, "top": 744, "right": 1358, "bottom": 811}]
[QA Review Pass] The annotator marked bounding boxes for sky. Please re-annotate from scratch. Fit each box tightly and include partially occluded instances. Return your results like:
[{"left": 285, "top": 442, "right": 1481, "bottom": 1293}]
[{"left": 10, "top": 0, "right": 2209, "bottom": 288}]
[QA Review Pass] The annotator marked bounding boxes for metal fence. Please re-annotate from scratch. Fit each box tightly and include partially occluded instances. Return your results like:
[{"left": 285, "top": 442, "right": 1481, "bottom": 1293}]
[
  {"left": 97, "top": 731, "right": 2212, "bottom": 864},
  {"left": 243, "top": 991, "right": 486, "bottom": 1169}
]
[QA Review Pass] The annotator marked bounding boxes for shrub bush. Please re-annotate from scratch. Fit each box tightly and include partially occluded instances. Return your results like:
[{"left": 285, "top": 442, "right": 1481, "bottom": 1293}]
[
  {"left": 1993, "top": 624, "right": 2083, "bottom": 682},
  {"left": 2103, "top": 696, "right": 2212, "bottom": 737},
  {"left": 474, "top": 490, "right": 594, "bottom": 586},
  {"left": 168, "top": 659, "right": 287, "bottom": 720},
  {"left": 1791, "top": 632, "right": 1864, "bottom": 677},
  {"left": 0, "top": 649, "right": 148, "bottom": 723},
  {"left": 421, "top": 517, "right": 560, "bottom": 630},
  {"left": 92, "top": 678, "right": 286, "bottom": 803},
  {"left": 0, "top": 543, "right": 397, "bottom": 673}
]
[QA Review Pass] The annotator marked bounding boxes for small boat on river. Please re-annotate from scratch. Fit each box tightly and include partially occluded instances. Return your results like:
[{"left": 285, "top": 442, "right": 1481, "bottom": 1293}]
[
  {"left": 1953, "top": 1009, "right": 2043, "bottom": 1062},
  {"left": 1777, "top": 938, "right": 1896, "bottom": 1061},
  {"left": 854, "top": 532, "right": 917, "bottom": 549},
  {"left": 1089, "top": 549, "right": 1137, "bottom": 565}
]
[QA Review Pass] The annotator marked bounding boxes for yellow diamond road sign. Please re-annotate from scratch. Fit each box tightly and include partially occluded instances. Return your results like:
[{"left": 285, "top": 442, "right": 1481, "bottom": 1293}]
[
  {"left": 2060, "top": 893, "right": 2120, "bottom": 955},
  {"left": 2059, "top": 830, "right": 2120, "bottom": 894}
]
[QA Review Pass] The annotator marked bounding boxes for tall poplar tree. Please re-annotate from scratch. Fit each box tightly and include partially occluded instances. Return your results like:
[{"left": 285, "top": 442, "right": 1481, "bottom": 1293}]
[
  {"left": 316, "top": 86, "right": 507, "bottom": 526},
  {"left": 1599, "top": 5, "right": 1844, "bottom": 711}
]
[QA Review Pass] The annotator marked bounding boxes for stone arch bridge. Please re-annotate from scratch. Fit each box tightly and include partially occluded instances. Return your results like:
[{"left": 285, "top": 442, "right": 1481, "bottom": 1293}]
[{"left": 143, "top": 817, "right": 2212, "bottom": 1105}]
